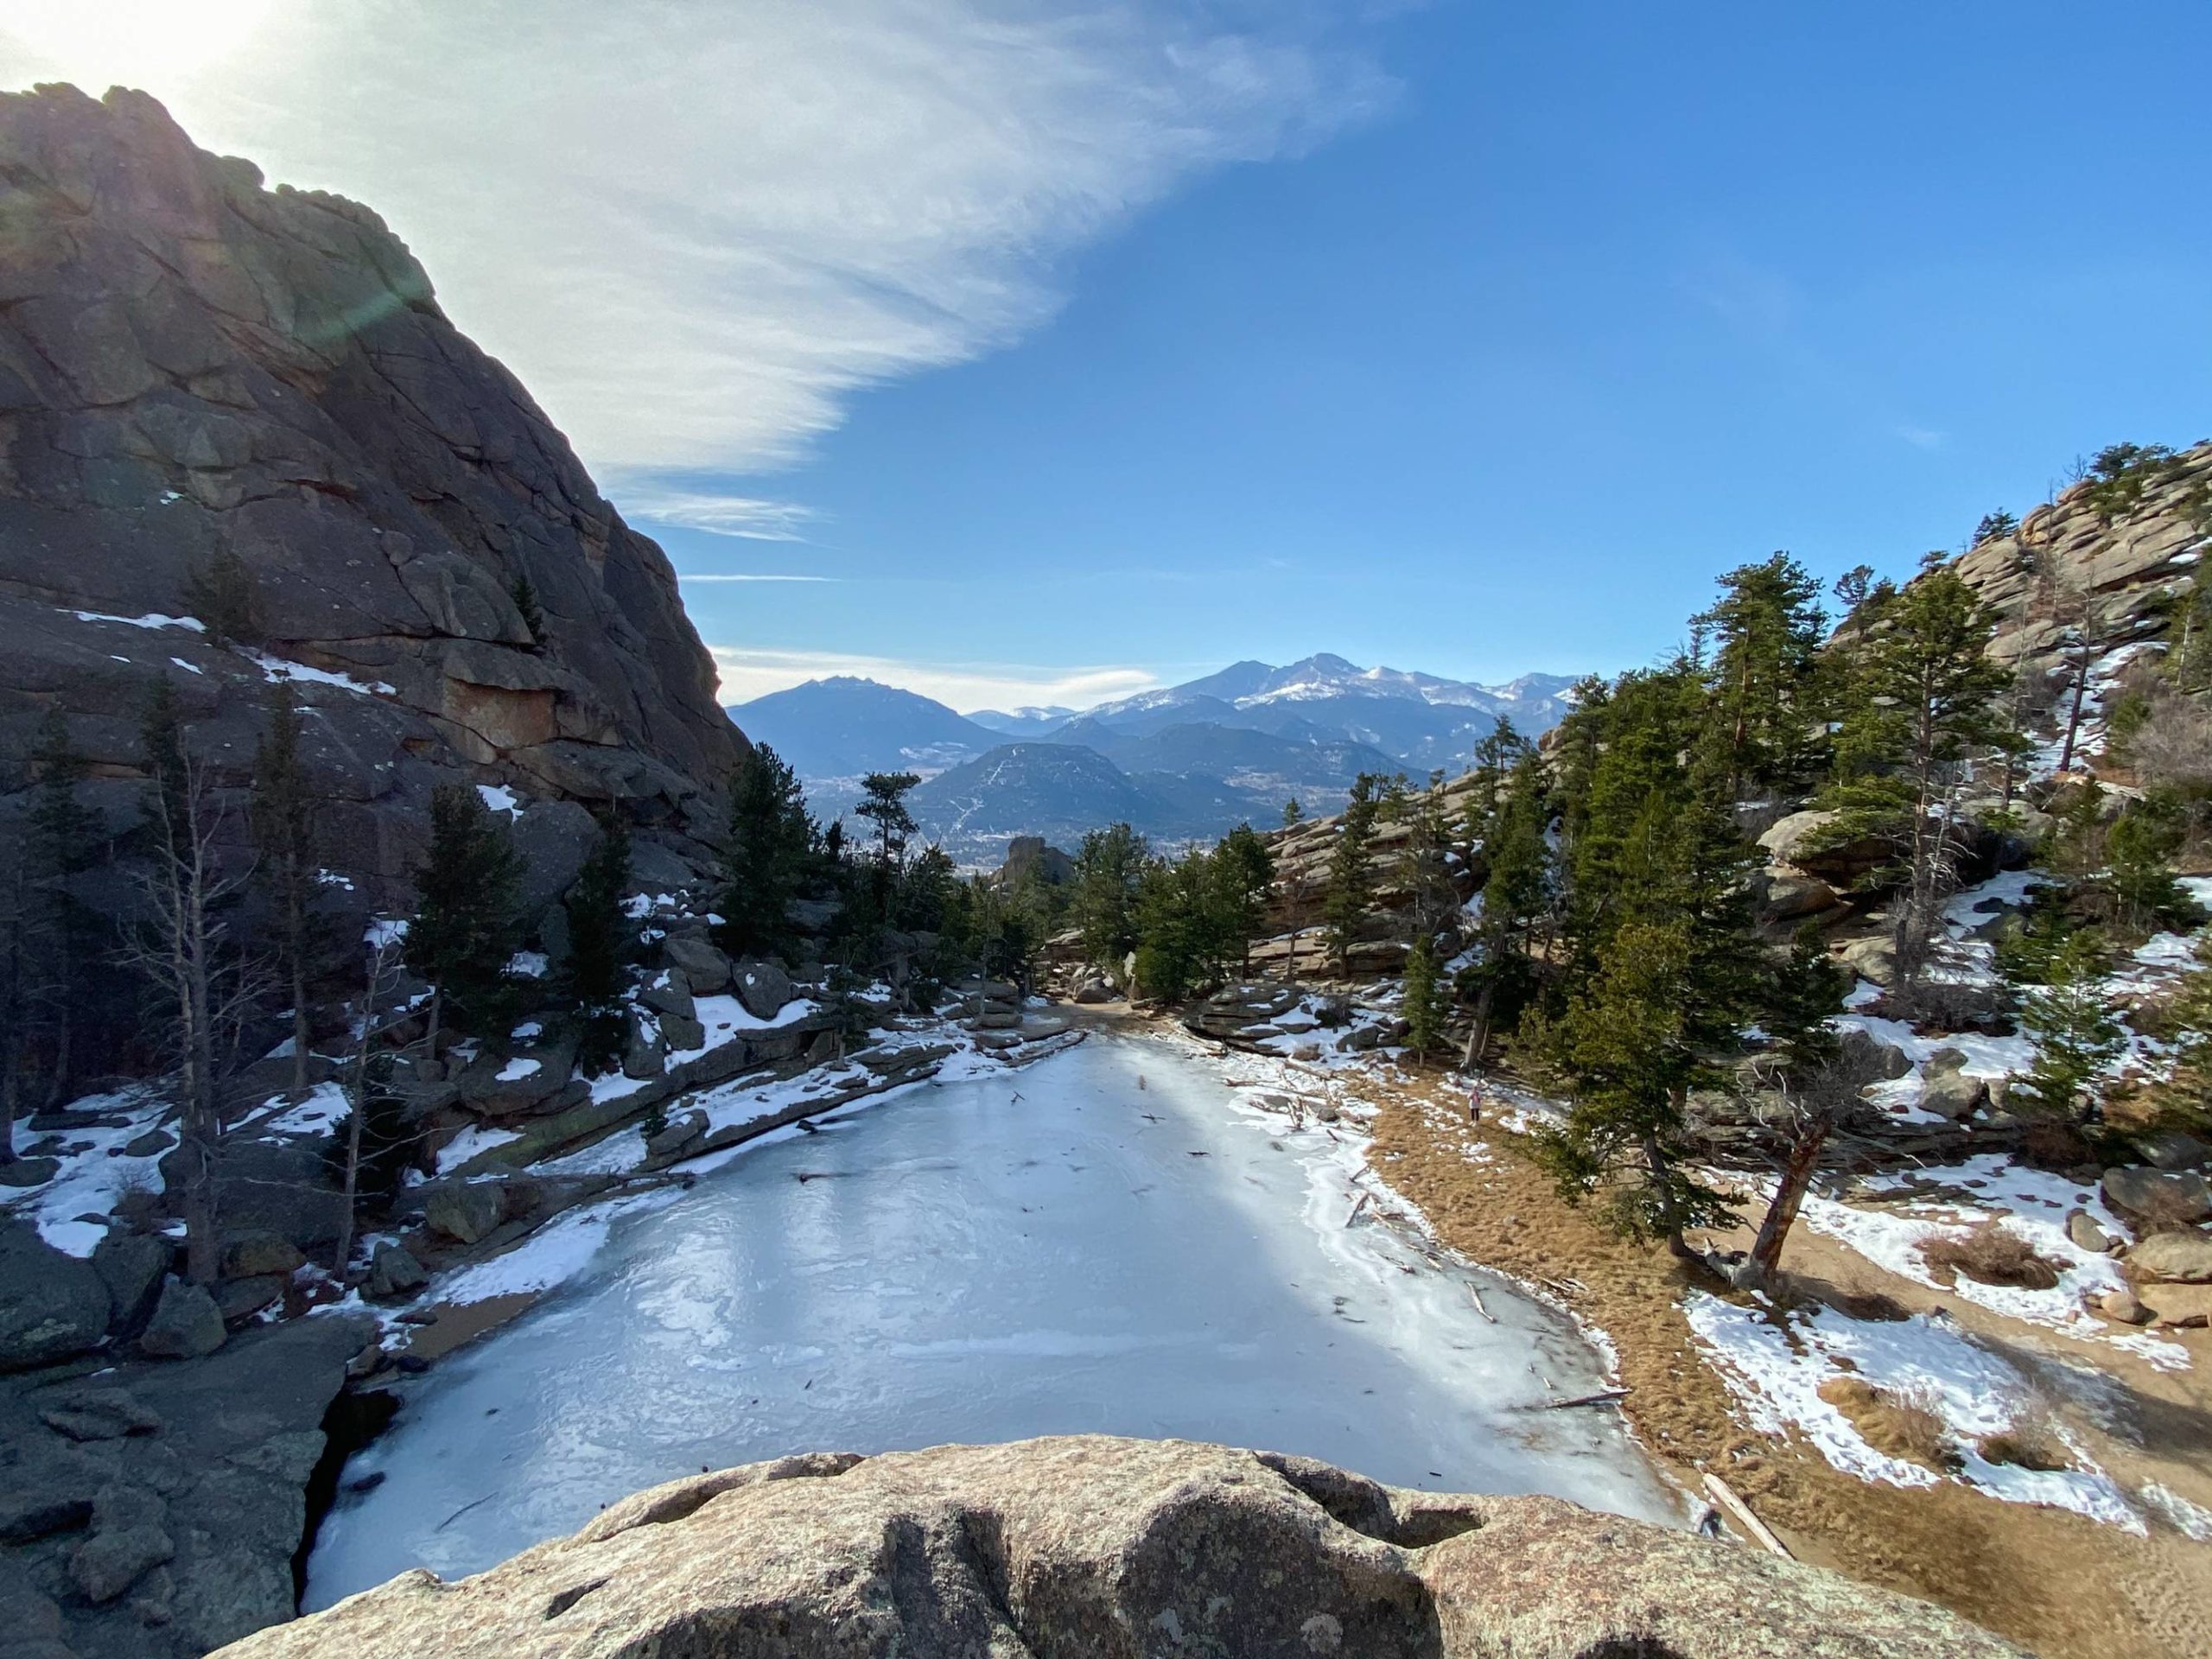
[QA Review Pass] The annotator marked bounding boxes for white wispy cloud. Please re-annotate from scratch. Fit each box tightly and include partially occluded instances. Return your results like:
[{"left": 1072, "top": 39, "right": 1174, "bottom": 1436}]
[
  {"left": 3, "top": 2, "right": 1393, "bottom": 479},
  {"left": 711, "top": 645, "right": 1158, "bottom": 713},
  {"left": 605, "top": 480, "right": 822, "bottom": 543}
]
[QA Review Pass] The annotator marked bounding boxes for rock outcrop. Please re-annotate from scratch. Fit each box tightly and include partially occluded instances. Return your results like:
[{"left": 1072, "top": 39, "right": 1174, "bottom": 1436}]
[
  {"left": 0, "top": 85, "right": 746, "bottom": 922},
  {"left": 218, "top": 1436, "right": 2020, "bottom": 1658},
  {"left": 1, "top": 1312, "right": 372, "bottom": 1659}
]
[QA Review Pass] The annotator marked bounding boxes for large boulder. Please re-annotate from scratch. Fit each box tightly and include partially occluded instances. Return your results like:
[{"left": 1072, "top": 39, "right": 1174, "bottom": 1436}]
[
  {"left": 733, "top": 957, "right": 794, "bottom": 1020},
  {"left": 214, "top": 1437, "right": 2024, "bottom": 1659},
  {"left": 366, "top": 1243, "right": 429, "bottom": 1300},
  {"left": 422, "top": 1180, "right": 505, "bottom": 1247},
  {"left": 2102, "top": 1166, "right": 2212, "bottom": 1227},
  {"left": 1836, "top": 935, "right": 1897, "bottom": 988},
  {"left": 1916, "top": 1050, "right": 1986, "bottom": 1122},
  {"left": 637, "top": 969, "right": 696, "bottom": 1022},
  {"left": 663, "top": 935, "right": 733, "bottom": 995},
  {"left": 138, "top": 1279, "right": 226, "bottom": 1359},
  {"left": 219, "top": 1231, "right": 306, "bottom": 1281},
  {"left": 1836, "top": 1025, "right": 1912, "bottom": 1082},
  {"left": 197, "top": 1139, "right": 351, "bottom": 1252},
  {"left": 1758, "top": 810, "right": 1891, "bottom": 887},
  {"left": 2126, "top": 1230, "right": 2212, "bottom": 1284},
  {"left": 0, "top": 1221, "right": 111, "bottom": 1371},
  {"left": 92, "top": 1231, "right": 173, "bottom": 1338}
]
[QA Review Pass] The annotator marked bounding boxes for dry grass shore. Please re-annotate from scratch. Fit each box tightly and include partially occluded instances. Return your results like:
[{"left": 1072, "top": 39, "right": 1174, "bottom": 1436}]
[{"left": 1362, "top": 1071, "right": 2212, "bottom": 1659}]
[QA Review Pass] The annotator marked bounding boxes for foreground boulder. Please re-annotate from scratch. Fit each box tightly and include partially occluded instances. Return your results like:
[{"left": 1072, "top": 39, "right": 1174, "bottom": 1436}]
[
  {"left": 0, "top": 1220, "right": 111, "bottom": 1372},
  {"left": 217, "top": 1436, "right": 2018, "bottom": 1658}
]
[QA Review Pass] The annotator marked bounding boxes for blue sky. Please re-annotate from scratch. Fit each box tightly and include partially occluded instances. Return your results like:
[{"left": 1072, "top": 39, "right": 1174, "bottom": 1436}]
[{"left": 9, "top": 3, "right": 2209, "bottom": 711}]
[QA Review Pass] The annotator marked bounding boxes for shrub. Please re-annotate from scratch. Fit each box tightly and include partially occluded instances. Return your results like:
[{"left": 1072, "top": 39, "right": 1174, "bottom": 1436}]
[
  {"left": 1921, "top": 1220, "right": 2063, "bottom": 1290},
  {"left": 1818, "top": 1376, "right": 1955, "bottom": 1471},
  {"left": 1977, "top": 1414, "right": 2074, "bottom": 1473}
]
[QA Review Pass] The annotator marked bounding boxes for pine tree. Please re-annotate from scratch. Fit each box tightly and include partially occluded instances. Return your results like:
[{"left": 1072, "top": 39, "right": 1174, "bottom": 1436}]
[
  {"left": 1462, "top": 750, "right": 1550, "bottom": 1066},
  {"left": 1071, "top": 823, "right": 1152, "bottom": 977},
  {"left": 1402, "top": 932, "right": 1446, "bottom": 1062},
  {"left": 406, "top": 783, "right": 525, "bottom": 1059},
  {"left": 2015, "top": 934, "right": 2126, "bottom": 1122},
  {"left": 1742, "top": 922, "right": 1853, "bottom": 1284},
  {"left": 183, "top": 545, "right": 260, "bottom": 647},
  {"left": 1281, "top": 797, "right": 1303, "bottom": 829},
  {"left": 715, "top": 744, "right": 812, "bottom": 961},
  {"left": 1693, "top": 552, "right": 1828, "bottom": 797},
  {"left": 251, "top": 679, "right": 320, "bottom": 1097},
  {"left": 1132, "top": 848, "right": 1217, "bottom": 1003},
  {"left": 509, "top": 573, "right": 545, "bottom": 645},
  {"left": 1821, "top": 569, "right": 2013, "bottom": 995},
  {"left": 1213, "top": 823, "right": 1274, "bottom": 975},
  {"left": 563, "top": 812, "right": 632, "bottom": 1074},
  {"left": 1323, "top": 773, "right": 1382, "bottom": 974},
  {"left": 25, "top": 709, "right": 100, "bottom": 1109}
]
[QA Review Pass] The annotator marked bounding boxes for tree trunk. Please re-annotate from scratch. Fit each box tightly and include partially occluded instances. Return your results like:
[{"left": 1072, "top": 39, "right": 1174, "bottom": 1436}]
[
  {"left": 1643, "top": 1128, "right": 1699, "bottom": 1264},
  {"left": 289, "top": 941, "right": 310, "bottom": 1101},
  {"left": 1748, "top": 1114, "right": 1830, "bottom": 1283},
  {"left": 2057, "top": 644, "right": 2094, "bottom": 774},
  {"left": 1462, "top": 978, "right": 1497, "bottom": 1071}
]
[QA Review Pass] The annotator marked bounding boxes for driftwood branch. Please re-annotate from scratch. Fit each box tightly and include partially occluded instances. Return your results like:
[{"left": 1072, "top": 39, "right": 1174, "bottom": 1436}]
[{"left": 1702, "top": 1472, "right": 1793, "bottom": 1560}]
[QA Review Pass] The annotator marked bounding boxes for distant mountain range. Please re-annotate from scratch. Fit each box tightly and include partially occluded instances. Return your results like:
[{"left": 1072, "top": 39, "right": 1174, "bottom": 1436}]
[{"left": 726, "top": 655, "right": 1580, "bottom": 862}]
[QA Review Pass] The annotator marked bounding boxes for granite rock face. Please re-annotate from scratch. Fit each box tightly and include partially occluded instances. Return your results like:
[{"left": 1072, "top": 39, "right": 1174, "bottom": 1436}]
[
  {"left": 217, "top": 1436, "right": 2022, "bottom": 1659},
  {"left": 0, "top": 84, "right": 745, "bottom": 921}
]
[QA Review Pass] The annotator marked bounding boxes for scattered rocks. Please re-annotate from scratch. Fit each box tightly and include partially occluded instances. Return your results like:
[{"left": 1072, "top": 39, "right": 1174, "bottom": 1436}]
[
  {"left": 2125, "top": 1230, "right": 2212, "bottom": 1284},
  {"left": 637, "top": 971, "right": 697, "bottom": 1022},
  {"left": 121, "top": 1129, "right": 175, "bottom": 1159},
  {"left": 216, "top": 1437, "right": 2024, "bottom": 1659},
  {"left": 2063, "top": 1209, "right": 2117, "bottom": 1254},
  {"left": 2098, "top": 1286, "right": 2150, "bottom": 1325},
  {"left": 1836, "top": 936, "right": 1898, "bottom": 988},
  {"left": 663, "top": 936, "right": 732, "bottom": 995},
  {"left": 2101, "top": 1166, "right": 2212, "bottom": 1227},
  {"left": 219, "top": 1231, "right": 306, "bottom": 1281},
  {"left": 423, "top": 1181, "right": 505, "bottom": 1247},
  {"left": 1916, "top": 1051, "right": 1987, "bottom": 1122},
  {"left": 367, "top": 1243, "right": 428, "bottom": 1300},
  {"left": 0, "top": 1154, "right": 60, "bottom": 1187},
  {"left": 645, "top": 1109, "right": 709, "bottom": 1160},
  {"left": 2136, "top": 1281, "right": 2212, "bottom": 1328},
  {"left": 0, "top": 1219, "right": 111, "bottom": 1371},
  {"left": 2134, "top": 1129, "right": 2209, "bottom": 1172},
  {"left": 137, "top": 1281, "right": 226, "bottom": 1360},
  {"left": 1071, "top": 978, "right": 1115, "bottom": 1004},
  {"left": 214, "top": 1275, "right": 287, "bottom": 1325}
]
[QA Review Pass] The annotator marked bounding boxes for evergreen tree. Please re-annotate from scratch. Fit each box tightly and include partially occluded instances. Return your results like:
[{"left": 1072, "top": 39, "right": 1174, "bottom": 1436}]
[
  {"left": 1972, "top": 510, "right": 2018, "bottom": 544},
  {"left": 1821, "top": 570, "right": 2013, "bottom": 994},
  {"left": 1402, "top": 932, "right": 1446, "bottom": 1061},
  {"left": 715, "top": 744, "right": 812, "bottom": 960},
  {"left": 1281, "top": 797, "right": 1303, "bottom": 829},
  {"left": 183, "top": 546, "right": 260, "bottom": 647},
  {"left": 251, "top": 679, "right": 320, "bottom": 1097},
  {"left": 1071, "top": 823, "right": 1152, "bottom": 976},
  {"left": 25, "top": 708, "right": 100, "bottom": 1109},
  {"left": 2014, "top": 934, "right": 2126, "bottom": 1122},
  {"left": 406, "top": 783, "right": 525, "bottom": 1058},
  {"left": 1132, "top": 848, "right": 1218, "bottom": 1003},
  {"left": 1693, "top": 552, "right": 1828, "bottom": 796},
  {"left": 509, "top": 573, "right": 545, "bottom": 645},
  {"left": 855, "top": 771, "right": 921, "bottom": 867},
  {"left": 1213, "top": 822, "right": 1275, "bottom": 974},
  {"left": 1323, "top": 773, "right": 1382, "bottom": 973},
  {"left": 1461, "top": 750, "right": 1551, "bottom": 1065},
  {"left": 1742, "top": 922, "right": 1853, "bottom": 1284},
  {"left": 562, "top": 812, "right": 632, "bottom": 1074},
  {"left": 2158, "top": 940, "right": 2212, "bottom": 1129}
]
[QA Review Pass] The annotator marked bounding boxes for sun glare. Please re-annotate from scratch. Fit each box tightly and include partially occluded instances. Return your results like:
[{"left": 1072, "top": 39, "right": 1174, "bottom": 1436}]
[{"left": 0, "top": 0, "right": 283, "bottom": 90}]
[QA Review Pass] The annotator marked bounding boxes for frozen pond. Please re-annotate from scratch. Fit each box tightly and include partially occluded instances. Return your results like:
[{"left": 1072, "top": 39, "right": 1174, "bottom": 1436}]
[{"left": 307, "top": 1032, "right": 1677, "bottom": 1606}]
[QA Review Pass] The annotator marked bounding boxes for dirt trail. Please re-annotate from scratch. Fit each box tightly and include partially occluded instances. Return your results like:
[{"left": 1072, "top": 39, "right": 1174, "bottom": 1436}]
[{"left": 1360, "top": 1074, "right": 2212, "bottom": 1659}]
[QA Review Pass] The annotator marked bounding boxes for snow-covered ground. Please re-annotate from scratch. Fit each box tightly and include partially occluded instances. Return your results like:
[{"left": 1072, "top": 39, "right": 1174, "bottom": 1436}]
[
  {"left": 1688, "top": 1292, "right": 2147, "bottom": 1530},
  {"left": 7, "top": 1085, "right": 173, "bottom": 1256}
]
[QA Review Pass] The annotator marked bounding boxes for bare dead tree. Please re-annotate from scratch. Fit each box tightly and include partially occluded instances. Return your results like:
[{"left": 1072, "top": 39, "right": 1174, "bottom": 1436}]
[
  {"left": 331, "top": 928, "right": 403, "bottom": 1274},
  {"left": 120, "top": 755, "right": 262, "bottom": 1286}
]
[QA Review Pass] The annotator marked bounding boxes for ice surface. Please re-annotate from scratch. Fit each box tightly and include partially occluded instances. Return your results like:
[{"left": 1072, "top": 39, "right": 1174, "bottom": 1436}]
[{"left": 305, "top": 1033, "right": 1677, "bottom": 1606}]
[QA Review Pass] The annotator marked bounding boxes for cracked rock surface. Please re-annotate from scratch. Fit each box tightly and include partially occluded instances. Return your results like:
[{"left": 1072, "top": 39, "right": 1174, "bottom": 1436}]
[{"left": 218, "top": 1436, "right": 2024, "bottom": 1658}]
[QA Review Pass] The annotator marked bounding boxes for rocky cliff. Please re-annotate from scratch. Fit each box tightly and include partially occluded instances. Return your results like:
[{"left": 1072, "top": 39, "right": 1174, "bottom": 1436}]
[
  {"left": 217, "top": 1436, "right": 2019, "bottom": 1659},
  {"left": 0, "top": 85, "right": 744, "bottom": 914},
  {"left": 1952, "top": 440, "right": 2209, "bottom": 712}
]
